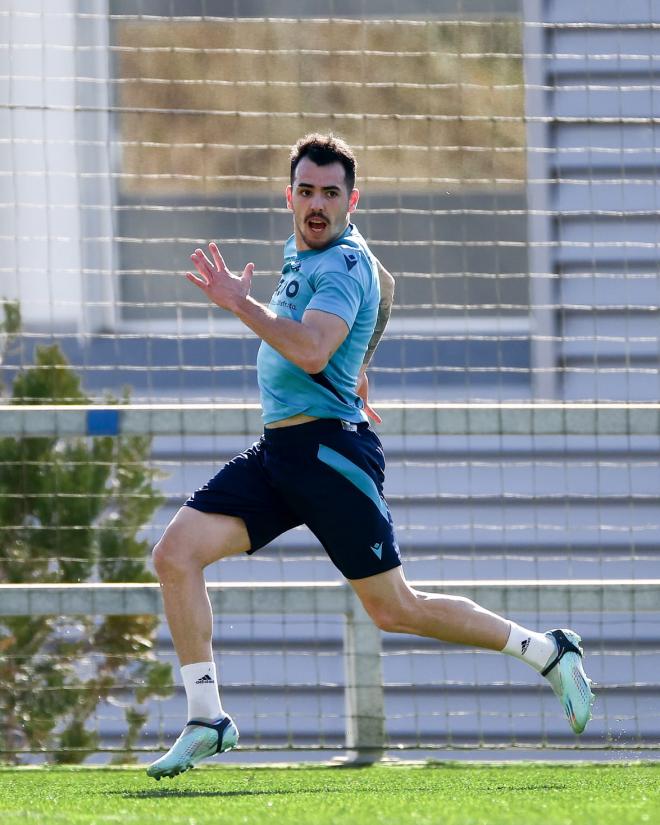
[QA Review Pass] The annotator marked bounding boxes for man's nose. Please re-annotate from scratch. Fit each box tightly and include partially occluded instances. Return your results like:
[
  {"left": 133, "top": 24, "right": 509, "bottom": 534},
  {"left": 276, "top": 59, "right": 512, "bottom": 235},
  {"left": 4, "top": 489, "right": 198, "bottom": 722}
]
[{"left": 310, "top": 192, "right": 325, "bottom": 210}]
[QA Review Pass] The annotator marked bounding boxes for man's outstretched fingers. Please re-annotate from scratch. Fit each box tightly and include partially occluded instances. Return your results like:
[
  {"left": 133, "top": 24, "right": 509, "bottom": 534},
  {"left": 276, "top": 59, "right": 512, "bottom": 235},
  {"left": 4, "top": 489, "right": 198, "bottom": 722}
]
[
  {"left": 209, "top": 242, "right": 227, "bottom": 273},
  {"left": 185, "top": 270, "right": 208, "bottom": 288},
  {"left": 195, "top": 248, "right": 215, "bottom": 274},
  {"left": 241, "top": 262, "right": 255, "bottom": 291}
]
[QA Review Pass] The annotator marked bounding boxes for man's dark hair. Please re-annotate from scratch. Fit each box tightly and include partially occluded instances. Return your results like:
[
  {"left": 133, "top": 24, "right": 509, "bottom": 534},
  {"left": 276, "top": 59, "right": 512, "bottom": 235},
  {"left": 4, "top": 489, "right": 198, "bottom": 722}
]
[{"left": 289, "top": 133, "right": 357, "bottom": 192}]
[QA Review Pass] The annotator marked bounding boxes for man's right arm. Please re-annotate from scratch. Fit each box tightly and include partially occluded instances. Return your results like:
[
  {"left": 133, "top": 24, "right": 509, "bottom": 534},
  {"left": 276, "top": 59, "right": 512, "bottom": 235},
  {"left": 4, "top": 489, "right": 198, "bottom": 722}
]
[
  {"left": 362, "top": 260, "right": 395, "bottom": 370},
  {"left": 186, "top": 243, "right": 349, "bottom": 374},
  {"left": 356, "top": 260, "right": 395, "bottom": 422}
]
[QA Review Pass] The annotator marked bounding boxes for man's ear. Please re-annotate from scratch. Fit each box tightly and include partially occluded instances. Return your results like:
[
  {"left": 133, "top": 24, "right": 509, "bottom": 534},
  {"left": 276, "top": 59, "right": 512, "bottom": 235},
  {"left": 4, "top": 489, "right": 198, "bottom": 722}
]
[
  {"left": 348, "top": 188, "right": 360, "bottom": 213},
  {"left": 285, "top": 185, "right": 293, "bottom": 211}
]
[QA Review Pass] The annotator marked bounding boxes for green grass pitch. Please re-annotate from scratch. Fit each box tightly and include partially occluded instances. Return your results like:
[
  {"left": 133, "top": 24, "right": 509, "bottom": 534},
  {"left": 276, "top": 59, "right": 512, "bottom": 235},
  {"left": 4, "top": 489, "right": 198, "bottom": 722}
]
[{"left": 1, "top": 762, "right": 659, "bottom": 825}]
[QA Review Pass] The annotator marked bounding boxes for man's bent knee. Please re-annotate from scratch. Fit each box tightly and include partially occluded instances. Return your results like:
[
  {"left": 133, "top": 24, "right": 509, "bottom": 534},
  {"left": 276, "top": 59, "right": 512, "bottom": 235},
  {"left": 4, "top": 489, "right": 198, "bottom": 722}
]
[
  {"left": 361, "top": 595, "right": 417, "bottom": 634},
  {"left": 350, "top": 568, "right": 420, "bottom": 634},
  {"left": 152, "top": 527, "right": 193, "bottom": 580},
  {"left": 152, "top": 506, "right": 250, "bottom": 581},
  {"left": 368, "top": 608, "right": 409, "bottom": 634},
  {"left": 362, "top": 590, "right": 480, "bottom": 635}
]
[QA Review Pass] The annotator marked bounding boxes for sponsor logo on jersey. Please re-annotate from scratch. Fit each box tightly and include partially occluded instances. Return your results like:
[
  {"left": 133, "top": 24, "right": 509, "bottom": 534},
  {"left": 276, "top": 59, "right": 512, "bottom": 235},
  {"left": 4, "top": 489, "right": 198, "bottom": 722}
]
[{"left": 344, "top": 253, "right": 358, "bottom": 272}]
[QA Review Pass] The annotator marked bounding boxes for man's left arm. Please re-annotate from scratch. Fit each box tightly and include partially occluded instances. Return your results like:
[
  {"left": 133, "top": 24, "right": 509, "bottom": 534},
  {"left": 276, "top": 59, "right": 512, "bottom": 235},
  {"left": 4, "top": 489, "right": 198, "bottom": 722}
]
[{"left": 356, "top": 259, "right": 395, "bottom": 423}]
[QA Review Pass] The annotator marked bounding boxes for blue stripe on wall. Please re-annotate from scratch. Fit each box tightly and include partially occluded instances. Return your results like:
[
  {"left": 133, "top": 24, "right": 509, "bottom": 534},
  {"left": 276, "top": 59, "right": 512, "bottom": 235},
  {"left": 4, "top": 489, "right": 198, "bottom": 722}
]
[{"left": 86, "top": 409, "right": 120, "bottom": 436}]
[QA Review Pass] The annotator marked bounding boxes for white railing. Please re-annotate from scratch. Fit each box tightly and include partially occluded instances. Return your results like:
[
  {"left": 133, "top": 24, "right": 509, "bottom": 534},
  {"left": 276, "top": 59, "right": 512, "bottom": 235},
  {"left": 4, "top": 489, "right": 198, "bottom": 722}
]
[{"left": 1, "top": 402, "right": 660, "bottom": 437}]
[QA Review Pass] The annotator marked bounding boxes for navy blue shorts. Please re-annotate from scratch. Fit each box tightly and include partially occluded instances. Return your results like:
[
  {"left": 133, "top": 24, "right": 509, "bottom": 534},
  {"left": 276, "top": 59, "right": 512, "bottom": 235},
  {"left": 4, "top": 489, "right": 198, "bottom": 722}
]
[{"left": 184, "top": 418, "right": 402, "bottom": 580}]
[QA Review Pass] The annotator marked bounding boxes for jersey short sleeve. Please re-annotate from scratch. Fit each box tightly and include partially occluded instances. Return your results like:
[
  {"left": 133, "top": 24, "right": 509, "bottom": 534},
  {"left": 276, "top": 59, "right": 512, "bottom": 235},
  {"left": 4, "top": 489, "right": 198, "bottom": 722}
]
[{"left": 305, "top": 268, "right": 364, "bottom": 329}]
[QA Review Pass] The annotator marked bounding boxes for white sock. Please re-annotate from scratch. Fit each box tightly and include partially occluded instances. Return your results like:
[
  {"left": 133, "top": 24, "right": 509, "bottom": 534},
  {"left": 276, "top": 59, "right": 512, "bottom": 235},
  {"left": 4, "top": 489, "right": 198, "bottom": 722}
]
[
  {"left": 502, "top": 622, "right": 557, "bottom": 673},
  {"left": 180, "top": 661, "right": 224, "bottom": 722}
]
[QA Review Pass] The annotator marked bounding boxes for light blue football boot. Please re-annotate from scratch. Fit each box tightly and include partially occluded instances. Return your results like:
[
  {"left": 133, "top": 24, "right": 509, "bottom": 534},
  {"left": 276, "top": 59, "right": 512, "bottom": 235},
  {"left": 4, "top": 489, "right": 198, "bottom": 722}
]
[
  {"left": 542, "top": 629, "right": 595, "bottom": 734},
  {"left": 147, "top": 716, "right": 239, "bottom": 780}
]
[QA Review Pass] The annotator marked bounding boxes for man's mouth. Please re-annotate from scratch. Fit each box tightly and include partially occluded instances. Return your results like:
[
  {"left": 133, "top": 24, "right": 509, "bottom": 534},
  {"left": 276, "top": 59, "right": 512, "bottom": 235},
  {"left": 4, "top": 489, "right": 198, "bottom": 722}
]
[{"left": 307, "top": 217, "right": 328, "bottom": 234}]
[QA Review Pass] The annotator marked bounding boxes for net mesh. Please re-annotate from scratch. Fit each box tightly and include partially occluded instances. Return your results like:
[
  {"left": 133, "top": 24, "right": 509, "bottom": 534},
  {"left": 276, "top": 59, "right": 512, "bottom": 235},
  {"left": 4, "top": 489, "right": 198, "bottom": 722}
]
[{"left": 1, "top": 1, "right": 659, "bottom": 761}]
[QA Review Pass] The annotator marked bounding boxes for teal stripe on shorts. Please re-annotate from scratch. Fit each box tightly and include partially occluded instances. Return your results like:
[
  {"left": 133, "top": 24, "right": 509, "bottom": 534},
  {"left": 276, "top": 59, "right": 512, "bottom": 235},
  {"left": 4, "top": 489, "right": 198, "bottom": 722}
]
[{"left": 317, "top": 443, "right": 388, "bottom": 520}]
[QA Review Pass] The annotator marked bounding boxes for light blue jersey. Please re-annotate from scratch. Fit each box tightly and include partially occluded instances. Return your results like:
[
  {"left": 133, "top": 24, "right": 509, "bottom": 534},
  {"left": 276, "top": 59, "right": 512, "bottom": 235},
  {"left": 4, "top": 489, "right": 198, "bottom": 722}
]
[{"left": 256, "top": 223, "right": 380, "bottom": 424}]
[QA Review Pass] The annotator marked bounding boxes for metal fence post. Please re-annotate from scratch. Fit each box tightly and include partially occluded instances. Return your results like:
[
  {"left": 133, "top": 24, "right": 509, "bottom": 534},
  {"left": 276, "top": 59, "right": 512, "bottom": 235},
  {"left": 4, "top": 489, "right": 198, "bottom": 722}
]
[{"left": 343, "top": 592, "right": 385, "bottom": 763}]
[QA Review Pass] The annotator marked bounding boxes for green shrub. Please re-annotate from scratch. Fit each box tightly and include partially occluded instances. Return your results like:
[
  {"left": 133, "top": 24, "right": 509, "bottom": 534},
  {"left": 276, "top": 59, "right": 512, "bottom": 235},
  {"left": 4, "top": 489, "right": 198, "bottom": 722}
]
[{"left": 0, "top": 306, "right": 172, "bottom": 764}]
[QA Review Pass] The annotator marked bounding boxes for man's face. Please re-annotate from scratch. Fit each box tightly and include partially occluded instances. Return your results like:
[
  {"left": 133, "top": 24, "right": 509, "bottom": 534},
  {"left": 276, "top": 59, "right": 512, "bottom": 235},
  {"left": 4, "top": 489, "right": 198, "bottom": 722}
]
[{"left": 286, "top": 157, "right": 359, "bottom": 251}]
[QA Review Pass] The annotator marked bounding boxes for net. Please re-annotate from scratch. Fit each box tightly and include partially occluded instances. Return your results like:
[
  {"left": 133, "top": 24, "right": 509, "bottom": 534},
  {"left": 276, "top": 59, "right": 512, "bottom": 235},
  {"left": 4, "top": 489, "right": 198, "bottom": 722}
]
[
  {"left": 1, "top": 0, "right": 659, "bottom": 762},
  {"left": 2, "top": 5, "right": 657, "bottom": 402},
  {"left": 1, "top": 578, "right": 659, "bottom": 760},
  {"left": 1, "top": 407, "right": 658, "bottom": 761},
  {"left": 3, "top": 3, "right": 526, "bottom": 402}
]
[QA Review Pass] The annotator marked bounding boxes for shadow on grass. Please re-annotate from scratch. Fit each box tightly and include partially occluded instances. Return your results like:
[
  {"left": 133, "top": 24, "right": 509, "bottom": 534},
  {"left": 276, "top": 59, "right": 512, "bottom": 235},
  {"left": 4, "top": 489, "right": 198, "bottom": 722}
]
[
  {"left": 491, "top": 784, "right": 567, "bottom": 793},
  {"left": 115, "top": 782, "right": 568, "bottom": 800},
  {"left": 117, "top": 788, "right": 346, "bottom": 799}
]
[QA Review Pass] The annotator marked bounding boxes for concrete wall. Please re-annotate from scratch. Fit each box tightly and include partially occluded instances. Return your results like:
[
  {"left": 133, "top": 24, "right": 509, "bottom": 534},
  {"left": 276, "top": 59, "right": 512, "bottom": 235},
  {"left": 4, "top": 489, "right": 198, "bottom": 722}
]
[
  {"left": 0, "top": 0, "right": 114, "bottom": 333},
  {"left": 524, "top": 0, "right": 660, "bottom": 400}
]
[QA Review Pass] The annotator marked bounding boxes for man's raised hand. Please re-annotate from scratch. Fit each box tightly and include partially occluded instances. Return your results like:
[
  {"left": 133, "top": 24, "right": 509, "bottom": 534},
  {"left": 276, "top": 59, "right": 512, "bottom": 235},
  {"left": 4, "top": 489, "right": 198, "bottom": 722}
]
[{"left": 186, "top": 242, "right": 255, "bottom": 313}]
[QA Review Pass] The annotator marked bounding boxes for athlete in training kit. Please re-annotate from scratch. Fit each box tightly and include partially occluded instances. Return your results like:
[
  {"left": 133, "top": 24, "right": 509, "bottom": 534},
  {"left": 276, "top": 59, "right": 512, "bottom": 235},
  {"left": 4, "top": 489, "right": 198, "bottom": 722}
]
[{"left": 147, "top": 134, "right": 594, "bottom": 780}]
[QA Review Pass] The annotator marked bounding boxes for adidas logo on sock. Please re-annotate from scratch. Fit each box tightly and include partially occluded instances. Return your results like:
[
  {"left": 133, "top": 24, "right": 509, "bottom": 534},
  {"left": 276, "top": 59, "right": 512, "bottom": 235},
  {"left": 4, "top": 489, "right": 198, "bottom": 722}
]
[
  {"left": 521, "top": 638, "right": 531, "bottom": 656},
  {"left": 195, "top": 674, "right": 215, "bottom": 684}
]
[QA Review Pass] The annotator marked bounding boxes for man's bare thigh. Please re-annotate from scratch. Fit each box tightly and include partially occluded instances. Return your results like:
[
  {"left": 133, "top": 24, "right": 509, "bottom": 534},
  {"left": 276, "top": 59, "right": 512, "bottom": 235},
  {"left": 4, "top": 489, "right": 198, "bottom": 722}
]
[{"left": 161, "top": 506, "right": 251, "bottom": 567}]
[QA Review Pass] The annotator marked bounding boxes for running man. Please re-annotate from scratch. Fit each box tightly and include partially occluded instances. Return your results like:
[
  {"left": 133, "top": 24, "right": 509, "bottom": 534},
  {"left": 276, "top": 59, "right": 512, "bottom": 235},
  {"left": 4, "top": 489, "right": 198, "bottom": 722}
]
[{"left": 147, "top": 134, "right": 594, "bottom": 780}]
